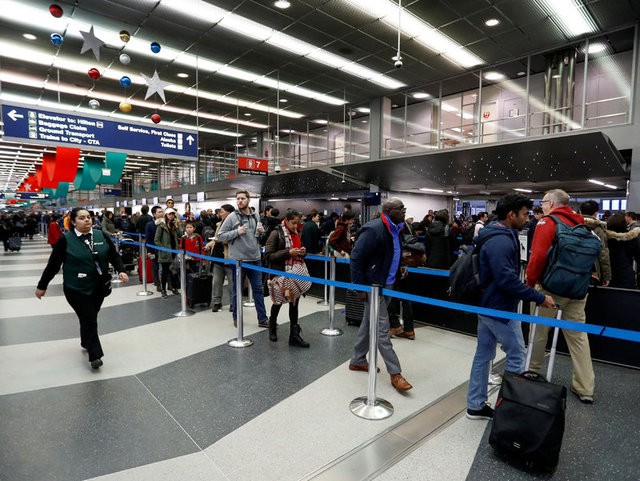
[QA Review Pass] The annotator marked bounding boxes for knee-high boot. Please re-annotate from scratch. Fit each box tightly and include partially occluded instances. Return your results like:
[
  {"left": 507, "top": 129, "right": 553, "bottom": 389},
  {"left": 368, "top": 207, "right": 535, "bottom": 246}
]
[{"left": 269, "top": 304, "right": 281, "bottom": 342}]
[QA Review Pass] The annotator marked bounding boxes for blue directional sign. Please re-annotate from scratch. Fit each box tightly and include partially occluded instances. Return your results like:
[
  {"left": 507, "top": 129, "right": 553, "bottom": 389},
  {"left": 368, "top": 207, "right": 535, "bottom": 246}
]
[
  {"left": 15, "top": 192, "right": 50, "bottom": 200},
  {"left": 1, "top": 103, "right": 198, "bottom": 159}
]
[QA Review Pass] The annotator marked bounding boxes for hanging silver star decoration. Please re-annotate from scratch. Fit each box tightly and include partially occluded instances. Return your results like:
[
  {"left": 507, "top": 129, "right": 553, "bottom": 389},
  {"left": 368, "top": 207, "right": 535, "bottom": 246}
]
[
  {"left": 141, "top": 70, "right": 171, "bottom": 103},
  {"left": 80, "top": 25, "right": 106, "bottom": 61}
]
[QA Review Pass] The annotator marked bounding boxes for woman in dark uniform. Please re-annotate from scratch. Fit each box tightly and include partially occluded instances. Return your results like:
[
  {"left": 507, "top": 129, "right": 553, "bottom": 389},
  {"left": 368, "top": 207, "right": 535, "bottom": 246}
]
[{"left": 35, "top": 208, "right": 129, "bottom": 369}]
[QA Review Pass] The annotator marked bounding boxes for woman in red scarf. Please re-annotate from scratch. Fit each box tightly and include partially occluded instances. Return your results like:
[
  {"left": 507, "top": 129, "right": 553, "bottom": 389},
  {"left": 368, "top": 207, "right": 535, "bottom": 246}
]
[{"left": 264, "top": 210, "right": 311, "bottom": 347}]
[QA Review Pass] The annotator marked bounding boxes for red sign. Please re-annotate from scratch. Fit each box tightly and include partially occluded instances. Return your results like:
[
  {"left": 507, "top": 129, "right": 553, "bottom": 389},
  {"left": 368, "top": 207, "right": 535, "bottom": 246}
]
[{"left": 238, "top": 156, "right": 268, "bottom": 176}]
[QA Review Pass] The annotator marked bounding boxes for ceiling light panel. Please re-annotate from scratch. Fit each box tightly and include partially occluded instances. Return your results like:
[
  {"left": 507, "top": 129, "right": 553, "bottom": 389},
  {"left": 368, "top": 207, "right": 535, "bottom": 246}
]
[
  {"left": 534, "top": 0, "right": 598, "bottom": 37},
  {"left": 344, "top": 0, "right": 485, "bottom": 68}
]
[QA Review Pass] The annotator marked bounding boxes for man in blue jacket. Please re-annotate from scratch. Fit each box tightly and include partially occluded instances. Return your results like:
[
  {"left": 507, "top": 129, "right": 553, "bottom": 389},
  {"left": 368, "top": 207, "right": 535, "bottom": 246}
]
[
  {"left": 466, "top": 193, "right": 555, "bottom": 420},
  {"left": 349, "top": 197, "right": 412, "bottom": 392}
]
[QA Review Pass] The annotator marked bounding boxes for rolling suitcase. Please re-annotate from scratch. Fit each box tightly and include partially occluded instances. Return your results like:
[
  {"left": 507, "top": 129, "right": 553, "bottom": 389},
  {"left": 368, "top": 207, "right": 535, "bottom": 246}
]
[
  {"left": 489, "top": 306, "right": 567, "bottom": 472},
  {"left": 345, "top": 289, "right": 364, "bottom": 326},
  {"left": 186, "top": 265, "right": 212, "bottom": 308},
  {"left": 7, "top": 234, "right": 21, "bottom": 252},
  {"left": 138, "top": 256, "right": 153, "bottom": 283}
]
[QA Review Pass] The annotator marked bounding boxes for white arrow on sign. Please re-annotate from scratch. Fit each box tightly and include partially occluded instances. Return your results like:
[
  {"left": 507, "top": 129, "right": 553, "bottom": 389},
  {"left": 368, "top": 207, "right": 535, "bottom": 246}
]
[
  {"left": 7, "top": 109, "right": 24, "bottom": 122},
  {"left": 186, "top": 135, "right": 195, "bottom": 145}
]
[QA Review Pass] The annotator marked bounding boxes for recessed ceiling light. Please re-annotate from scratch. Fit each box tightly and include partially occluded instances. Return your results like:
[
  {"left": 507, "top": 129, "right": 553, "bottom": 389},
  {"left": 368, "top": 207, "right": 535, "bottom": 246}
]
[
  {"left": 177, "top": 72, "right": 189, "bottom": 78},
  {"left": 234, "top": 143, "right": 244, "bottom": 147},
  {"left": 412, "top": 92, "right": 431, "bottom": 99},
  {"left": 312, "top": 119, "right": 328, "bottom": 124},
  {"left": 419, "top": 187, "right": 444, "bottom": 193},
  {"left": 552, "top": 74, "right": 561, "bottom": 79},
  {"left": 514, "top": 188, "right": 533, "bottom": 193},
  {"left": 279, "top": 98, "right": 288, "bottom": 103},
  {"left": 274, "top": 0, "right": 291, "bottom": 9},
  {"left": 485, "top": 18, "right": 500, "bottom": 27},
  {"left": 22, "top": 33, "right": 36, "bottom": 40},
  {"left": 517, "top": 71, "right": 526, "bottom": 76},
  {"left": 361, "top": 120, "right": 368, "bottom": 123},
  {"left": 356, "top": 107, "right": 370, "bottom": 113},
  {"left": 244, "top": 112, "right": 251, "bottom": 117},
  {"left": 484, "top": 71, "right": 505, "bottom": 81}
]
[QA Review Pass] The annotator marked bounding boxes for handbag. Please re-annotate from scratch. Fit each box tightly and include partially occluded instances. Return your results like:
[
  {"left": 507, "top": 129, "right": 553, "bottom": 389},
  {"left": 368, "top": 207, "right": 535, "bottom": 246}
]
[
  {"left": 169, "top": 254, "right": 181, "bottom": 274},
  {"left": 268, "top": 262, "right": 311, "bottom": 304}
]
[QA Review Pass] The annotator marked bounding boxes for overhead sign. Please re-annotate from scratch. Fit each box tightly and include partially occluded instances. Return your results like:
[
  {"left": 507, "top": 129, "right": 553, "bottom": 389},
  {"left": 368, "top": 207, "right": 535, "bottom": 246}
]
[
  {"left": 104, "top": 188, "right": 122, "bottom": 196},
  {"left": 1, "top": 103, "right": 198, "bottom": 159},
  {"left": 15, "top": 192, "right": 50, "bottom": 200},
  {"left": 238, "top": 156, "right": 268, "bottom": 176}
]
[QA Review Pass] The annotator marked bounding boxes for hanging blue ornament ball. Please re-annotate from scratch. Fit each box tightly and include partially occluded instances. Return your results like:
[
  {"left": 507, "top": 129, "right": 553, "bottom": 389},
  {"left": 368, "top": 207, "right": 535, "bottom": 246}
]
[
  {"left": 119, "top": 76, "right": 132, "bottom": 88},
  {"left": 150, "top": 42, "right": 161, "bottom": 53},
  {"left": 50, "top": 33, "right": 63, "bottom": 46}
]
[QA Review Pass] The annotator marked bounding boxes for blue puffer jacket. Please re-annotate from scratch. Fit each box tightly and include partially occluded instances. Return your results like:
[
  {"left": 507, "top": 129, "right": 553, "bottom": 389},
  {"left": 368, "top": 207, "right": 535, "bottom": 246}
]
[
  {"left": 350, "top": 217, "right": 395, "bottom": 286},
  {"left": 478, "top": 222, "right": 545, "bottom": 320}
]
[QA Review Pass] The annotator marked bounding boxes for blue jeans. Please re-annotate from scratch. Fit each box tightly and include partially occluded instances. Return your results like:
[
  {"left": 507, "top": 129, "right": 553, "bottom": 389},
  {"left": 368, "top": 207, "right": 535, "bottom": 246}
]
[
  {"left": 230, "top": 260, "right": 268, "bottom": 324},
  {"left": 467, "top": 314, "right": 525, "bottom": 411}
]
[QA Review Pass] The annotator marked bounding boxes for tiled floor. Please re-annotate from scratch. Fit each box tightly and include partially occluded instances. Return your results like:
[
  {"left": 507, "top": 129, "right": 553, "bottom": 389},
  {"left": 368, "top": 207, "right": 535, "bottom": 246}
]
[{"left": 1, "top": 237, "right": 638, "bottom": 481}]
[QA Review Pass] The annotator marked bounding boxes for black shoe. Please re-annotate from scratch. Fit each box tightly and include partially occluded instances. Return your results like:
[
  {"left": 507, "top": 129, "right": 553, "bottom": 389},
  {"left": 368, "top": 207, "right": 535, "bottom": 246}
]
[
  {"left": 466, "top": 403, "right": 494, "bottom": 420},
  {"left": 90, "top": 358, "right": 103, "bottom": 369},
  {"left": 289, "top": 324, "right": 310, "bottom": 348},
  {"left": 171, "top": 288, "right": 180, "bottom": 296},
  {"left": 161, "top": 290, "right": 168, "bottom": 299},
  {"left": 258, "top": 321, "right": 269, "bottom": 328},
  {"left": 211, "top": 303, "right": 222, "bottom": 312}
]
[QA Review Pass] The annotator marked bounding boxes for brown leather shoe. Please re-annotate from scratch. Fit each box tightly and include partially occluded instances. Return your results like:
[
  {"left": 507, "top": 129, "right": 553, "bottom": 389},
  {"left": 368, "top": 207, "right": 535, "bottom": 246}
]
[
  {"left": 349, "top": 363, "right": 380, "bottom": 373},
  {"left": 390, "top": 373, "right": 412, "bottom": 392},
  {"left": 389, "top": 326, "right": 404, "bottom": 337},
  {"left": 395, "top": 330, "right": 415, "bottom": 340}
]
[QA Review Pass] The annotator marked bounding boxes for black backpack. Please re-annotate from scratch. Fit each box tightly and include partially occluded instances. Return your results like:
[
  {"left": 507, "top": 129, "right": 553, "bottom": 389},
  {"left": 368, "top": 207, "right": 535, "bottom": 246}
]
[
  {"left": 448, "top": 231, "right": 503, "bottom": 305},
  {"left": 540, "top": 215, "right": 602, "bottom": 299}
]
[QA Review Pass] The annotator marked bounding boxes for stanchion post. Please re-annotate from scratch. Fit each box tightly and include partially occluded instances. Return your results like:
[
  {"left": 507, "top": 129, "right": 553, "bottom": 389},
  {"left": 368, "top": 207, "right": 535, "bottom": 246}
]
[
  {"left": 173, "top": 249, "right": 194, "bottom": 317},
  {"left": 137, "top": 234, "right": 153, "bottom": 296},
  {"left": 228, "top": 260, "right": 253, "bottom": 348},
  {"left": 349, "top": 285, "right": 393, "bottom": 420},
  {"left": 317, "top": 250, "right": 329, "bottom": 306},
  {"left": 321, "top": 255, "right": 342, "bottom": 336}
]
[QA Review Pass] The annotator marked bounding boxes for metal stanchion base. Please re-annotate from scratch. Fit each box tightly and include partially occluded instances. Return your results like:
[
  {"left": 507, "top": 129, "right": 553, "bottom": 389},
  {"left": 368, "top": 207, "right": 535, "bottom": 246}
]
[
  {"left": 173, "top": 309, "right": 195, "bottom": 317},
  {"left": 489, "top": 373, "right": 502, "bottom": 385},
  {"left": 321, "top": 327, "right": 343, "bottom": 337},
  {"left": 136, "top": 290, "right": 154, "bottom": 296},
  {"left": 242, "top": 301, "right": 255, "bottom": 307},
  {"left": 227, "top": 338, "right": 254, "bottom": 348},
  {"left": 349, "top": 396, "right": 393, "bottom": 420},
  {"left": 317, "top": 299, "right": 329, "bottom": 306}
]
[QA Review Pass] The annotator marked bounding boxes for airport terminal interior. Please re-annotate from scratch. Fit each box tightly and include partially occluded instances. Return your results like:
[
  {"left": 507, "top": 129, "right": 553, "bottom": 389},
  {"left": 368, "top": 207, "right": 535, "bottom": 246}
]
[{"left": 1, "top": 0, "right": 640, "bottom": 480}]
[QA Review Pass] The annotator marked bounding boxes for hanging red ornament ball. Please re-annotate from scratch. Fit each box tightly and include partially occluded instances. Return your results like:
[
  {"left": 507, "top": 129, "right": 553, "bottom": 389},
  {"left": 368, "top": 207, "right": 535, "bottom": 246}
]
[
  {"left": 87, "top": 68, "right": 101, "bottom": 80},
  {"left": 151, "top": 113, "right": 161, "bottom": 124},
  {"left": 49, "top": 4, "right": 63, "bottom": 18}
]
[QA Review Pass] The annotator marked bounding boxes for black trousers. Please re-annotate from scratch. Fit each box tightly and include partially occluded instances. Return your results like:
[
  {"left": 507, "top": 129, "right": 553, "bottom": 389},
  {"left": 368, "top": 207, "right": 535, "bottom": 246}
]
[{"left": 64, "top": 286, "right": 105, "bottom": 362}]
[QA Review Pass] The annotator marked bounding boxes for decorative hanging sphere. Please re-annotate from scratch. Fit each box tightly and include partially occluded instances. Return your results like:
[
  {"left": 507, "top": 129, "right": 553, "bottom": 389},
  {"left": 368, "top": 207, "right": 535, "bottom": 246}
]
[
  {"left": 49, "top": 4, "right": 63, "bottom": 18},
  {"left": 50, "top": 33, "right": 63, "bottom": 46},
  {"left": 119, "top": 30, "right": 131, "bottom": 43},
  {"left": 150, "top": 42, "right": 161, "bottom": 53},
  {"left": 119, "top": 53, "right": 131, "bottom": 65},
  {"left": 88, "top": 99, "right": 100, "bottom": 109},
  {"left": 119, "top": 76, "right": 132, "bottom": 88},
  {"left": 119, "top": 101, "right": 132, "bottom": 113},
  {"left": 87, "top": 68, "right": 101, "bottom": 80},
  {"left": 151, "top": 113, "right": 161, "bottom": 124}
]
